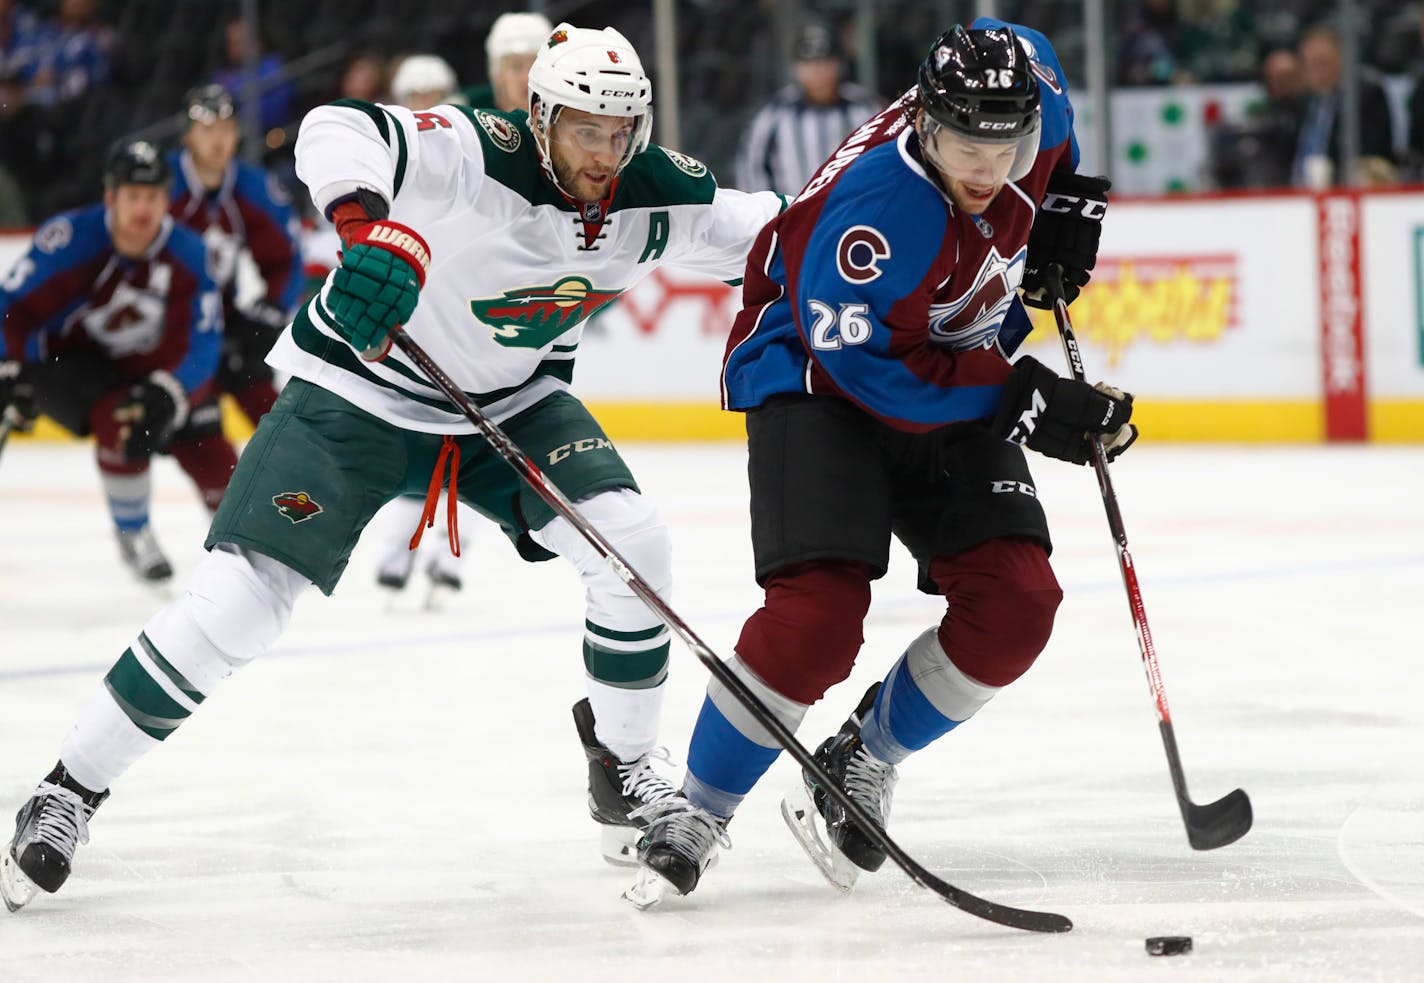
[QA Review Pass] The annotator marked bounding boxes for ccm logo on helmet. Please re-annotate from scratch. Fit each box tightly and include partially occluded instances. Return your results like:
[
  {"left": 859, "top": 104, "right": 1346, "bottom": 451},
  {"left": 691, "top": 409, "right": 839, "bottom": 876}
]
[
  {"left": 837, "top": 225, "right": 891, "bottom": 284},
  {"left": 600, "top": 88, "right": 637, "bottom": 97}
]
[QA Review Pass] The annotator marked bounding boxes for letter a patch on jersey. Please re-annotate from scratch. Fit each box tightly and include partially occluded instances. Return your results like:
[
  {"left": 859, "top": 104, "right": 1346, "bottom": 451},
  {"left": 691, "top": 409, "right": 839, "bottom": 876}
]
[{"left": 470, "top": 276, "right": 625, "bottom": 349}]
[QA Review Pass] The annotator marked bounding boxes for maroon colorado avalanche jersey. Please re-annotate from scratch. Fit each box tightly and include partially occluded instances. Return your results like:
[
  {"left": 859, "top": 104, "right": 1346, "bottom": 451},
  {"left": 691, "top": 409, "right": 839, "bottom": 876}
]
[
  {"left": 721, "top": 19, "right": 1078, "bottom": 434},
  {"left": 168, "top": 150, "right": 303, "bottom": 314},
  {"left": 0, "top": 205, "right": 222, "bottom": 393}
]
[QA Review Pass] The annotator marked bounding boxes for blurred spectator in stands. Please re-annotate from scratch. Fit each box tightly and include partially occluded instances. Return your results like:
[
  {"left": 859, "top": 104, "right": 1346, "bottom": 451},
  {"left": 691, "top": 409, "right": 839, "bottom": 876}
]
[
  {"left": 735, "top": 21, "right": 882, "bottom": 196},
  {"left": 338, "top": 50, "right": 388, "bottom": 104},
  {"left": 0, "top": 0, "right": 37, "bottom": 223},
  {"left": 0, "top": 0, "right": 113, "bottom": 217},
  {"left": 1210, "top": 46, "right": 1305, "bottom": 189},
  {"left": 16, "top": 0, "right": 113, "bottom": 106},
  {"left": 1, "top": 0, "right": 37, "bottom": 102},
  {"left": 1351, "top": 155, "right": 1398, "bottom": 187},
  {"left": 1116, "top": 0, "right": 1186, "bottom": 85},
  {"left": 389, "top": 53, "right": 460, "bottom": 112},
  {"left": 464, "top": 10, "right": 551, "bottom": 112},
  {"left": 1406, "top": 7, "right": 1424, "bottom": 180},
  {"left": 213, "top": 15, "right": 294, "bottom": 132},
  {"left": 1178, "top": 0, "right": 1258, "bottom": 83},
  {"left": 1291, "top": 24, "right": 1394, "bottom": 188}
]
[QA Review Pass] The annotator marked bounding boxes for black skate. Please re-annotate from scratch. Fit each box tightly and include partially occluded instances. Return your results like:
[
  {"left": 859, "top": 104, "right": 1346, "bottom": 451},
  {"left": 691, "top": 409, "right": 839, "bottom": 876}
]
[
  {"left": 115, "top": 525, "right": 173, "bottom": 581},
  {"left": 625, "top": 796, "right": 730, "bottom": 909},
  {"left": 781, "top": 682, "right": 897, "bottom": 891},
  {"left": 1, "top": 763, "right": 109, "bottom": 912},
  {"left": 572, "top": 698, "right": 677, "bottom": 866}
]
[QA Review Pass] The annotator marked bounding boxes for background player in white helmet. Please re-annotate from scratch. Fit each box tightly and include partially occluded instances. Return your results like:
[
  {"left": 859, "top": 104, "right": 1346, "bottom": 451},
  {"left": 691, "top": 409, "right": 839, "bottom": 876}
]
[
  {"left": 464, "top": 11, "right": 553, "bottom": 114},
  {"left": 371, "top": 55, "right": 477, "bottom": 599},
  {"left": 1, "top": 23, "right": 786, "bottom": 910},
  {"left": 390, "top": 54, "right": 461, "bottom": 112}
]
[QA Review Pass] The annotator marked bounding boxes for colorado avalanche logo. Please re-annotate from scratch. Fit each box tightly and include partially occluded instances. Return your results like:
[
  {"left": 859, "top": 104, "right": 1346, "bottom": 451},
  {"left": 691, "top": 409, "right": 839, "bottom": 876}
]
[
  {"left": 836, "top": 225, "right": 891, "bottom": 284},
  {"left": 272, "top": 491, "right": 323, "bottom": 523},
  {"left": 927, "top": 246, "right": 1025, "bottom": 350}
]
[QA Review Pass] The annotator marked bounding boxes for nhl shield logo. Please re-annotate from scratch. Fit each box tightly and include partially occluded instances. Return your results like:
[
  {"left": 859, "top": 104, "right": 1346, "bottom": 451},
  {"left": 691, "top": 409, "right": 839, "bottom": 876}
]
[{"left": 272, "top": 491, "right": 323, "bottom": 523}]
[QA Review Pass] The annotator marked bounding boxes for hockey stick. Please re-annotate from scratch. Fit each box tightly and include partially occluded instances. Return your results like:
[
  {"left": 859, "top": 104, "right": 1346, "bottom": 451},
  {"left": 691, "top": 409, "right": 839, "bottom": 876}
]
[
  {"left": 383, "top": 326, "right": 1072, "bottom": 933},
  {"left": 1045, "top": 268, "right": 1253, "bottom": 851}
]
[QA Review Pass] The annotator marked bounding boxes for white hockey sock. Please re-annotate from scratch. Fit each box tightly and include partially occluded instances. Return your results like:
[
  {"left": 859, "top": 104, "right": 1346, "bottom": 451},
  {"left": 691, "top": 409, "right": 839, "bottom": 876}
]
[{"left": 587, "top": 678, "right": 665, "bottom": 761}]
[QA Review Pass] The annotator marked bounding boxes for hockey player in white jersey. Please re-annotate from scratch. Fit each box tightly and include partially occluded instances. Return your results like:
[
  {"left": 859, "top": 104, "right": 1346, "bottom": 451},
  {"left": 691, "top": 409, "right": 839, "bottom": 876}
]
[{"left": 1, "top": 23, "right": 785, "bottom": 911}]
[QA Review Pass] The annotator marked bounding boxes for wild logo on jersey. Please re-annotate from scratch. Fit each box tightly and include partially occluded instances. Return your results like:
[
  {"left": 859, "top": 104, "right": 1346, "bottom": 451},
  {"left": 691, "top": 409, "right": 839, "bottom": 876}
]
[
  {"left": 928, "top": 245, "right": 1026, "bottom": 351},
  {"left": 470, "top": 276, "right": 625, "bottom": 349},
  {"left": 272, "top": 491, "right": 323, "bottom": 523}
]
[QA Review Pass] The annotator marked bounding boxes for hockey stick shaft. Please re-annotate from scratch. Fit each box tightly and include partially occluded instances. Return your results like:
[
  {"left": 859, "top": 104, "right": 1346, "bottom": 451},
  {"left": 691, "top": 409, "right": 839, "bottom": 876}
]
[
  {"left": 386, "top": 327, "right": 1071, "bottom": 932},
  {"left": 1045, "top": 268, "right": 1251, "bottom": 850}
]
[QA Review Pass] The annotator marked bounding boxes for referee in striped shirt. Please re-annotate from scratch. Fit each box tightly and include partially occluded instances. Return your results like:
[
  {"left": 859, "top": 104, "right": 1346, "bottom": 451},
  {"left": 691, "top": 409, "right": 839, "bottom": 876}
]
[{"left": 735, "top": 23, "right": 884, "bottom": 196}]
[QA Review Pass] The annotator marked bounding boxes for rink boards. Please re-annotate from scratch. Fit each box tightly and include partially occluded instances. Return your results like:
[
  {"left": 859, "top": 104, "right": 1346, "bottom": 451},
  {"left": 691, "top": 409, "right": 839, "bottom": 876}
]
[{"left": 3, "top": 186, "right": 1423, "bottom": 443}]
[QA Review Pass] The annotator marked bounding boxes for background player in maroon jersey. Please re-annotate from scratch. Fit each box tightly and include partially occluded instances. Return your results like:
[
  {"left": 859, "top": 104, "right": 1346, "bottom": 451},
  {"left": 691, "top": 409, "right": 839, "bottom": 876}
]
[
  {"left": 170, "top": 85, "right": 303, "bottom": 428},
  {"left": 0, "top": 140, "right": 236, "bottom": 581},
  {"left": 630, "top": 21, "right": 1137, "bottom": 904}
]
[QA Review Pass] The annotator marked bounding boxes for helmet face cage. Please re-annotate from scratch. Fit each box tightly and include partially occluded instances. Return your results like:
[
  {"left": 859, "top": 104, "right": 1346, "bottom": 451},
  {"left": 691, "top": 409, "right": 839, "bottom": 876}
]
[
  {"left": 527, "top": 23, "right": 653, "bottom": 196},
  {"left": 104, "top": 140, "right": 172, "bottom": 190},
  {"left": 915, "top": 25, "right": 1041, "bottom": 183}
]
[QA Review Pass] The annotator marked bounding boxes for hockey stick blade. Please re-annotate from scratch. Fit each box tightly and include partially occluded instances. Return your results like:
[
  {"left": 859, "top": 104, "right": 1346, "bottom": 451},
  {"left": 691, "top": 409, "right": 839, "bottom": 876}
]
[
  {"left": 385, "top": 327, "right": 1073, "bottom": 934},
  {"left": 1185, "top": 787, "right": 1253, "bottom": 851}
]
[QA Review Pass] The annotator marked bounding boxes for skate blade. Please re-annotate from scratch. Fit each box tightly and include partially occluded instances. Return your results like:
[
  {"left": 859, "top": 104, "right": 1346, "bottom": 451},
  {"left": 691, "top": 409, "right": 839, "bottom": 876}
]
[
  {"left": 623, "top": 866, "right": 675, "bottom": 910},
  {"left": 0, "top": 851, "right": 38, "bottom": 912},
  {"left": 780, "top": 784, "right": 860, "bottom": 893},
  {"left": 601, "top": 825, "right": 640, "bottom": 868}
]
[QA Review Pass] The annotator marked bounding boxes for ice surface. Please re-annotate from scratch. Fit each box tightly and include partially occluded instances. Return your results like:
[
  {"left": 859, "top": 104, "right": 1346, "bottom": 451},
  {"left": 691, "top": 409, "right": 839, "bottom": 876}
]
[{"left": 1, "top": 440, "right": 1421, "bottom": 982}]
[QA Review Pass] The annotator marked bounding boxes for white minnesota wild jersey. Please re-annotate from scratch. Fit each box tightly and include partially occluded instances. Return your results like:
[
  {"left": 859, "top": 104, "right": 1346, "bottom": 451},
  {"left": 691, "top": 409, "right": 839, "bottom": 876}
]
[{"left": 279, "top": 99, "right": 785, "bottom": 432}]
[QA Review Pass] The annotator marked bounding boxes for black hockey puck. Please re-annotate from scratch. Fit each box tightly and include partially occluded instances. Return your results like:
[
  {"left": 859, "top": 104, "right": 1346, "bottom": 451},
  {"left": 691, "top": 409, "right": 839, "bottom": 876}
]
[{"left": 1145, "top": 936, "right": 1193, "bottom": 956}]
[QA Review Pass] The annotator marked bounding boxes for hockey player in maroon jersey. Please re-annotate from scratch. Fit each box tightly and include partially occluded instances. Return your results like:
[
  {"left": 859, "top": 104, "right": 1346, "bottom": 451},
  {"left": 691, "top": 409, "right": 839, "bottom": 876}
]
[
  {"left": 0, "top": 140, "right": 236, "bottom": 582},
  {"left": 630, "top": 21, "right": 1138, "bottom": 904},
  {"left": 169, "top": 85, "right": 304, "bottom": 426}
]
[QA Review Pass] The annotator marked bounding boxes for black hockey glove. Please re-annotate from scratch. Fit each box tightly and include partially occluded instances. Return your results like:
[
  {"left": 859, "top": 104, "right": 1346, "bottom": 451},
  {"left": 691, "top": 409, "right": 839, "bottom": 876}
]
[
  {"left": 0, "top": 360, "right": 38, "bottom": 431},
  {"left": 113, "top": 371, "right": 189, "bottom": 461},
  {"left": 235, "top": 298, "right": 290, "bottom": 335},
  {"left": 1021, "top": 171, "right": 1111, "bottom": 309},
  {"left": 992, "top": 355, "right": 1137, "bottom": 465}
]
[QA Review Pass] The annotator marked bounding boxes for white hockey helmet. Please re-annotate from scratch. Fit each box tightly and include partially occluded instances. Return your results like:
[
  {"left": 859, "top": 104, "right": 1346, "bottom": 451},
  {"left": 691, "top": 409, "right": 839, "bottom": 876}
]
[
  {"left": 391, "top": 54, "right": 457, "bottom": 105},
  {"left": 527, "top": 23, "right": 653, "bottom": 191},
  {"left": 486, "top": 12, "right": 553, "bottom": 62}
]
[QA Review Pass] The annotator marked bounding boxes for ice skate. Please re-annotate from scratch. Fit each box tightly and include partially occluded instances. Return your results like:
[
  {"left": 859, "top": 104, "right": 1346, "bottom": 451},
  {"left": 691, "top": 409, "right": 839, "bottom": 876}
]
[
  {"left": 1, "top": 764, "right": 109, "bottom": 912},
  {"left": 115, "top": 524, "right": 173, "bottom": 581},
  {"left": 782, "top": 682, "right": 897, "bottom": 891},
  {"left": 375, "top": 543, "right": 415, "bottom": 590},
  {"left": 572, "top": 698, "right": 678, "bottom": 866},
  {"left": 426, "top": 550, "right": 463, "bottom": 593},
  {"left": 625, "top": 796, "right": 729, "bottom": 908}
]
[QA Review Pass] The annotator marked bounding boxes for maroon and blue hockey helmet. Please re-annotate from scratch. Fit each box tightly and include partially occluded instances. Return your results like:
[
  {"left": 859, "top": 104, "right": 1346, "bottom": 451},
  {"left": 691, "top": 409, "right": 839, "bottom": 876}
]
[
  {"left": 102, "top": 139, "right": 172, "bottom": 189},
  {"left": 915, "top": 25, "right": 1041, "bottom": 181}
]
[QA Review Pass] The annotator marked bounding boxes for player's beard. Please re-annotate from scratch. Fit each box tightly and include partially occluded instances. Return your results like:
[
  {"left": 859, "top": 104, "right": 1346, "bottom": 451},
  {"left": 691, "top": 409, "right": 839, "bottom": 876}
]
[{"left": 552, "top": 150, "right": 612, "bottom": 203}]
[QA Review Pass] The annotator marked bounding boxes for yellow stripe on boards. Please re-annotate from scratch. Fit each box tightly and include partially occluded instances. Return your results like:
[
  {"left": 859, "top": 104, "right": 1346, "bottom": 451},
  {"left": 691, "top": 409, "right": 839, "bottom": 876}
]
[{"left": 10, "top": 399, "right": 1424, "bottom": 444}]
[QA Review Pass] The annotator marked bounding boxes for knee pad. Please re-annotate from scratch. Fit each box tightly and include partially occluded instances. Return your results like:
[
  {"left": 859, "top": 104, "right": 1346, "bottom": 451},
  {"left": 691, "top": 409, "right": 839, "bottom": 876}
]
[
  {"left": 929, "top": 538, "right": 1062, "bottom": 688},
  {"left": 736, "top": 561, "right": 873, "bottom": 705},
  {"left": 141, "top": 543, "right": 310, "bottom": 694},
  {"left": 530, "top": 487, "right": 671, "bottom": 629}
]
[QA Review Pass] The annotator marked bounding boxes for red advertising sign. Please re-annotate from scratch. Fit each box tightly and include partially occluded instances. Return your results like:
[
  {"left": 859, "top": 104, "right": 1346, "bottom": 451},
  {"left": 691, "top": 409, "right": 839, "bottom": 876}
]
[{"left": 1318, "top": 194, "right": 1368, "bottom": 441}]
